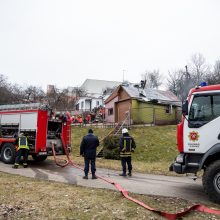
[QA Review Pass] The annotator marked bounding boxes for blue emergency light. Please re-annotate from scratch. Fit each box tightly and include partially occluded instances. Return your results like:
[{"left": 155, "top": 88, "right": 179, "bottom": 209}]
[{"left": 200, "top": 82, "right": 207, "bottom": 87}]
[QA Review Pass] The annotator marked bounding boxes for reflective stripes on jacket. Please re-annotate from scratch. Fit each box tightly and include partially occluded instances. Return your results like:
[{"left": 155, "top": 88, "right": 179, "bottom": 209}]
[
  {"left": 119, "top": 136, "right": 136, "bottom": 157},
  {"left": 18, "top": 137, "right": 29, "bottom": 150}
]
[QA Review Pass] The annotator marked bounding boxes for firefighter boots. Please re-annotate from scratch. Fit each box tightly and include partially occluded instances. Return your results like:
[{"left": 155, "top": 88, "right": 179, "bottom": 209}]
[
  {"left": 92, "top": 174, "right": 97, "bottom": 179},
  {"left": 83, "top": 175, "right": 88, "bottom": 180},
  {"left": 23, "top": 163, "right": 28, "bottom": 168},
  {"left": 128, "top": 172, "right": 132, "bottom": 177},
  {"left": 12, "top": 164, "right": 19, "bottom": 169}
]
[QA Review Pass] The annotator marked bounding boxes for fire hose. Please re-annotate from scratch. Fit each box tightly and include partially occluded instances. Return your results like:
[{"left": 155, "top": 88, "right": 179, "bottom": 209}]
[{"left": 51, "top": 142, "right": 220, "bottom": 220}]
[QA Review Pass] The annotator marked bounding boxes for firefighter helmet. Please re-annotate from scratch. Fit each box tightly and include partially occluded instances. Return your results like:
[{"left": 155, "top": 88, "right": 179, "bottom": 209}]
[{"left": 122, "top": 128, "right": 128, "bottom": 134}]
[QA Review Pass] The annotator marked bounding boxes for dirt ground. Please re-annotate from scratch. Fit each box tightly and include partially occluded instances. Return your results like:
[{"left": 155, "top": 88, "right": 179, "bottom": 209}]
[{"left": 1, "top": 172, "right": 220, "bottom": 220}]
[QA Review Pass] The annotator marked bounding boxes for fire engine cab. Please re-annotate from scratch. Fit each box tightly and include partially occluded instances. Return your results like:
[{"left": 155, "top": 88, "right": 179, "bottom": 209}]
[
  {"left": 0, "top": 103, "right": 71, "bottom": 164},
  {"left": 170, "top": 83, "right": 220, "bottom": 203}
]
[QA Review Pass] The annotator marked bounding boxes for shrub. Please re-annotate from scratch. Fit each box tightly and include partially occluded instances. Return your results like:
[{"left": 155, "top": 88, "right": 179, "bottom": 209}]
[{"left": 103, "top": 134, "right": 120, "bottom": 160}]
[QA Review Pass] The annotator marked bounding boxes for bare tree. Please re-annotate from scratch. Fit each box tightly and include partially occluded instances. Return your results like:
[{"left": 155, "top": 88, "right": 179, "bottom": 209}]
[
  {"left": 0, "top": 74, "right": 86, "bottom": 109},
  {"left": 72, "top": 87, "right": 87, "bottom": 98},
  {"left": 9, "top": 84, "right": 25, "bottom": 103},
  {"left": 0, "top": 74, "right": 11, "bottom": 104},
  {"left": 214, "top": 60, "right": 220, "bottom": 76},
  {"left": 167, "top": 68, "right": 194, "bottom": 102},
  {"left": 142, "top": 70, "right": 163, "bottom": 89},
  {"left": 46, "top": 86, "right": 83, "bottom": 110},
  {"left": 188, "top": 53, "right": 210, "bottom": 84},
  {"left": 206, "top": 60, "right": 220, "bottom": 85},
  {"left": 24, "top": 86, "right": 46, "bottom": 103},
  {"left": 47, "top": 86, "right": 63, "bottom": 109},
  {"left": 167, "top": 70, "right": 182, "bottom": 96}
]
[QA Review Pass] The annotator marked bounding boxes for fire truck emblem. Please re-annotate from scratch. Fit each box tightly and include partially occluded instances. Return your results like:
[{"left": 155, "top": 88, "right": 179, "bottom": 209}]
[{"left": 188, "top": 131, "right": 199, "bottom": 142}]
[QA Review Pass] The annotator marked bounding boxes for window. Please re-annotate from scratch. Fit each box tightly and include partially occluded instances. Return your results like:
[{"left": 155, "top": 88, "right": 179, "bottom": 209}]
[
  {"left": 165, "top": 105, "right": 172, "bottom": 114},
  {"left": 188, "top": 94, "right": 220, "bottom": 127},
  {"left": 76, "top": 104, "right": 79, "bottom": 110},
  {"left": 213, "top": 96, "right": 220, "bottom": 116},
  {"left": 108, "top": 108, "right": 113, "bottom": 115},
  {"left": 81, "top": 102, "right": 84, "bottom": 109}
]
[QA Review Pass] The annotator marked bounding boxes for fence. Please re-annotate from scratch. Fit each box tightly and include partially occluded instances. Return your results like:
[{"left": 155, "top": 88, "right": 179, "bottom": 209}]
[{"left": 58, "top": 105, "right": 182, "bottom": 126}]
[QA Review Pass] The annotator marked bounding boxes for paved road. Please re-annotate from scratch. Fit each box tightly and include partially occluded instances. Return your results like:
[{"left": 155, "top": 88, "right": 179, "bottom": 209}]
[{"left": 0, "top": 159, "right": 209, "bottom": 203}]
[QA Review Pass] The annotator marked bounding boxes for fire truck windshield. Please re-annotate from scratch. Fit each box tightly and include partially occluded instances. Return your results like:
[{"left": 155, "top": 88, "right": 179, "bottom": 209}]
[{"left": 188, "top": 94, "right": 220, "bottom": 127}]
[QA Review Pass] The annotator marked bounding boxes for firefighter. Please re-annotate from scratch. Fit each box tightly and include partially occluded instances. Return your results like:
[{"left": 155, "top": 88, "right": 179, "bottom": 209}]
[
  {"left": 12, "top": 133, "right": 29, "bottom": 168},
  {"left": 80, "top": 129, "right": 99, "bottom": 179},
  {"left": 71, "top": 116, "right": 75, "bottom": 123},
  {"left": 119, "top": 128, "right": 136, "bottom": 177}
]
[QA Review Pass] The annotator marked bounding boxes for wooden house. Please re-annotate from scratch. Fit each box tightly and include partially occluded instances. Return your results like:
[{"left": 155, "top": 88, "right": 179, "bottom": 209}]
[{"left": 104, "top": 83, "right": 181, "bottom": 125}]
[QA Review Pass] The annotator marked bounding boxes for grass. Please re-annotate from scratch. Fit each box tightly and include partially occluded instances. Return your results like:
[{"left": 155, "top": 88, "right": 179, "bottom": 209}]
[
  {"left": 71, "top": 125, "right": 178, "bottom": 175},
  {"left": 1, "top": 172, "right": 220, "bottom": 220},
  {"left": 1, "top": 125, "right": 219, "bottom": 219}
]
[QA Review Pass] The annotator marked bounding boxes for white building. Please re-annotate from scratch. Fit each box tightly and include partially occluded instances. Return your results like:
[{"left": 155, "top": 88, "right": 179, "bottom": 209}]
[
  {"left": 75, "top": 79, "right": 121, "bottom": 112},
  {"left": 75, "top": 96, "right": 103, "bottom": 111},
  {"left": 81, "top": 79, "right": 121, "bottom": 98}
]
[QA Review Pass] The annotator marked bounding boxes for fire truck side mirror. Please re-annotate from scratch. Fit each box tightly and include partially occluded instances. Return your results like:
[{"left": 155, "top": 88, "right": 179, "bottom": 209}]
[{"left": 182, "top": 100, "right": 188, "bottom": 116}]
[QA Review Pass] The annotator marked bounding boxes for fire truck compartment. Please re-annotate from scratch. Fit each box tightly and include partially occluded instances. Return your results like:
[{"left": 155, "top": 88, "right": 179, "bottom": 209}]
[{"left": 46, "top": 120, "right": 64, "bottom": 155}]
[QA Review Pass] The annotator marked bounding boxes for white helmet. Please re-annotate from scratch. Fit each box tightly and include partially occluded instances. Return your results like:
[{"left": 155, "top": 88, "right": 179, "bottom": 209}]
[{"left": 122, "top": 128, "right": 128, "bottom": 134}]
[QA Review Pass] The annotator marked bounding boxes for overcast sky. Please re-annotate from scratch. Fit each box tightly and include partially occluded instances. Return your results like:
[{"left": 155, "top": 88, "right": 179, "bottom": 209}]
[{"left": 0, "top": 0, "right": 220, "bottom": 91}]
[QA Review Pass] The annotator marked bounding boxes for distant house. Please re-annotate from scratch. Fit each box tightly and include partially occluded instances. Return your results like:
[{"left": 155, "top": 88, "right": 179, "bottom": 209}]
[
  {"left": 80, "top": 79, "right": 121, "bottom": 98},
  {"left": 104, "top": 82, "right": 181, "bottom": 125},
  {"left": 76, "top": 79, "right": 121, "bottom": 112},
  {"left": 75, "top": 96, "right": 103, "bottom": 112}
]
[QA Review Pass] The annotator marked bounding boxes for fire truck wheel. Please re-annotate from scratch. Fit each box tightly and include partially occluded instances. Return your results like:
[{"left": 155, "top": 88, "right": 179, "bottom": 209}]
[
  {"left": 1, "top": 143, "right": 16, "bottom": 164},
  {"left": 32, "top": 154, "right": 47, "bottom": 162},
  {"left": 203, "top": 160, "right": 220, "bottom": 204}
]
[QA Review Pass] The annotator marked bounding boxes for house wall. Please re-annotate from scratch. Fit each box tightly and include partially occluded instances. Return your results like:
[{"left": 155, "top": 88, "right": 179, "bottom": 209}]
[
  {"left": 154, "top": 105, "right": 177, "bottom": 125},
  {"left": 105, "top": 96, "right": 118, "bottom": 123},
  {"left": 91, "top": 98, "right": 103, "bottom": 109},
  {"left": 116, "top": 100, "right": 131, "bottom": 123},
  {"left": 118, "top": 88, "right": 130, "bottom": 100},
  {"left": 131, "top": 100, "right": 178, "bottom": 125},
  {"left": 77, "top": 98, "right": 103, "bottom": 111},
  {"left": 105, "top": 86, "right": 130, "bottom": 123},
  {"left": 85, "top": 100, "right": 91, "bottom": 110},
  {"left": 77, "top": 98, "right": 87, "bottom": 111},
  {"left": 131, "top": 100, "right": 154, "bottom": 124}
]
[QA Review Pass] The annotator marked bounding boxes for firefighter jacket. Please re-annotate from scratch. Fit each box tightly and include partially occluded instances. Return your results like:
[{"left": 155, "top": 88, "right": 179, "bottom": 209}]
[
  {"left": 18, "top": 137, "right": 29, "bottom": 150},
  {"left": 119, "top": 134, "right": 136, "bottom": 157},
  {"left": 80, "top": 133, "right": 99, "bottom": 159}
]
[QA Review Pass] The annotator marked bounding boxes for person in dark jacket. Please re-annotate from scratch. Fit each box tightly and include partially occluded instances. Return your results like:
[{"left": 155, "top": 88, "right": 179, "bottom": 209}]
[
  {"left": 119, "top": 128, "right": 136, "bottom": 177},
  {"left": 80, "top": 129, "right": 99, "bottom": 179}
]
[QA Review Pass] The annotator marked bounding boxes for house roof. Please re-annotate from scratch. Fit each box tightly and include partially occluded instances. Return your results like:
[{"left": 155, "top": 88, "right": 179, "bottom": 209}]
[
  {"left": 106, "top": 83, "right": 181, "bottom": 106},
  {"left": 80, "top": 79, "right": 121, "bottom": 97}
]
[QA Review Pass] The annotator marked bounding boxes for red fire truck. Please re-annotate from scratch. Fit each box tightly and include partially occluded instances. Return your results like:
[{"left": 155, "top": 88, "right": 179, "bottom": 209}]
[
  {"left": 0, "top": 103, "right": 71, "bottom": 164},
  {"left": 170, "top": 83, "right": 220, "bottom": 203}
]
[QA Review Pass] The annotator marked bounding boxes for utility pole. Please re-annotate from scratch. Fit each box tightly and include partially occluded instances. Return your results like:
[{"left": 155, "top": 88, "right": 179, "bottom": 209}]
[
  {"left": 185, "top": 65, "right": 190, "bottom": 79},
  {"left": 122, "top": 69, "right": 126, "bottom": 82}
]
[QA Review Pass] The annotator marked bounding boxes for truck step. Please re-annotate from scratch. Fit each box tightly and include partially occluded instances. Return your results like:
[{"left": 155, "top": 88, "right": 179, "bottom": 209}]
[{"left": 187, "top": 163, "right": 200, "bottom": 168}]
